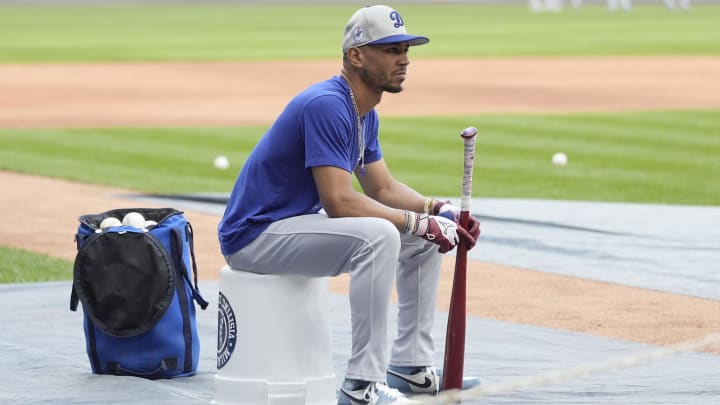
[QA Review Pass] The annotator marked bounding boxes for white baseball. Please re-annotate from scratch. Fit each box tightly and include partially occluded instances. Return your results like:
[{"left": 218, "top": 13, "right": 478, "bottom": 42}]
[
  {"left": 144, "top": 220, "right": 158, "bottom": 229},
  {"left": 122, "top": 212, "right": 146, "bottom": 228},
  {"left": 213, "top": 155, "right": 230, "bottom": 170},
  {"left": 99, "top": 217, "right": 122, "bottom": 230},
  {"left": 552, "top": 152, "right": 568, "bottom": 166}
]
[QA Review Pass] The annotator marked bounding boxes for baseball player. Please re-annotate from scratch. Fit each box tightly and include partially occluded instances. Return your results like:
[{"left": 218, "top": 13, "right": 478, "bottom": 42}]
[{"left": 218, "top": 5, "right": 481, "bottom": 405}]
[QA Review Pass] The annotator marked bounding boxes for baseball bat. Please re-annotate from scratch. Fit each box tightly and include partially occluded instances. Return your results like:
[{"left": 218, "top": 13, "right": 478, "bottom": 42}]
[{"left": 441, "top": 126, "right": 478, "bottom": 391}]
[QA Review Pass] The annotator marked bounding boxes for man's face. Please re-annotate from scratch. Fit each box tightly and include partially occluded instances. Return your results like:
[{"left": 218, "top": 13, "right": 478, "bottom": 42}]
[{"left": 357, "top": 42, "right": 411, "bottom": 94}]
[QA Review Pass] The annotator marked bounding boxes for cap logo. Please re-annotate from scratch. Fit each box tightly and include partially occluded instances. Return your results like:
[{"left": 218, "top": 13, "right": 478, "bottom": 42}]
[
  {"left": 352, "top": 26, "right": 365, "bottom": 42},
  {"left": 389, "top": 11, "right": 404, "bottom": 28}
]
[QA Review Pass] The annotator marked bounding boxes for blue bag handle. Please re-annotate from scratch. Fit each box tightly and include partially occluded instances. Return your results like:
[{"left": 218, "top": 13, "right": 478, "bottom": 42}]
[{"left": 171, "top": 223, "right": 209, "bottom": 310}]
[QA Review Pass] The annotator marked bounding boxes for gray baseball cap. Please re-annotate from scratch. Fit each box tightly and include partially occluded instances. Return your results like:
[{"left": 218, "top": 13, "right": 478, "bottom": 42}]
[{"left": 342, "top": 5, "right": 430, "bottom": 53}]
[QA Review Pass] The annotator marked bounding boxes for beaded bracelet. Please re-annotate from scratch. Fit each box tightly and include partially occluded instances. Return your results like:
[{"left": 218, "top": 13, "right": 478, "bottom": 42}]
[
  {"left": 423, "top": 198, "right": 438, "bottom": 214},
  {"left": 401, "top": 210, "right": 411, "bottom": 233},
  {"left": 402, "top": 210, "right": 418, "bottom": 234}
]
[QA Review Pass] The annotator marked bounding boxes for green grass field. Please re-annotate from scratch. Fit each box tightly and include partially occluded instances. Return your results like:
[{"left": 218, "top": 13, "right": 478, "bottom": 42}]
[
  {"left": 0, "top": 4, "right": 719, "bottom": 62},
  {"left": 1, "top": 3, "right": 718, "bottom": 283},
  {"left": 2, "top": 111, "right": 718, "bottom": 205},
  {"left": 0, "top": 245, "right": 73, "bottom": 283}
]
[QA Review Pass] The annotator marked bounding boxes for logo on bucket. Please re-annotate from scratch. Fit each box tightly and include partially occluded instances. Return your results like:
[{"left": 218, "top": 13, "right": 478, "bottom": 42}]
[{"left": 217, "top": 291, "right": 237, "bottom": 369}]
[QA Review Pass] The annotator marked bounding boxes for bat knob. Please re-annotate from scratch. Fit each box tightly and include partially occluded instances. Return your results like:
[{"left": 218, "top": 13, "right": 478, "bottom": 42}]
[{"left": 460, "top": 127, "right": 478, "bottom": 139}]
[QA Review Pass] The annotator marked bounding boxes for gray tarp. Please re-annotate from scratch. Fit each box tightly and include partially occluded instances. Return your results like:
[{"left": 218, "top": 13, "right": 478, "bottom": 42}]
[
  {"left": 3, "top": 198, "right": 719, "bottom": 403},
  {"left": 3, "top": 281, "right": 720, "bottom": 404}
]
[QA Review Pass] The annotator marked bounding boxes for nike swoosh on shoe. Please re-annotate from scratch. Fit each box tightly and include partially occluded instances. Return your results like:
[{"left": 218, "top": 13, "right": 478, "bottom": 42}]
[
  {"left": 339, "top": 387, "right": 372, "bottom": 405},
  {"left": 387, "top": 371, "right": 433, "bottom": 389}
]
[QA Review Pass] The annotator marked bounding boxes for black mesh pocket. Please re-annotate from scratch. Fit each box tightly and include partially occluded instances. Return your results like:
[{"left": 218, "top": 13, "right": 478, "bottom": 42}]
[{"left": 73, "top": 231, "right": 176, "bottom": 337}]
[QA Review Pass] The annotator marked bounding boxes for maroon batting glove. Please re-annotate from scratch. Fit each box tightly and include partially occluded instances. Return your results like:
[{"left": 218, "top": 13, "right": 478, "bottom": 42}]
[
  {"left": 457, "top": 225, "right": 476, "bottom": 250},
  {"left": 463, "top": 217, "right": 481, "bottom": 249},
  {"left": 434, "top": 201, "right": 481, "bottom": 249},
  {"left": 411, "top": 213, "right": 459, "bottom": 253}
]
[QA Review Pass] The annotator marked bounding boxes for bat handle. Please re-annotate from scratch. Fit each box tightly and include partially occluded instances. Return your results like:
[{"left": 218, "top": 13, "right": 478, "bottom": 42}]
[{"left": 460, "top": 127, "right": 477, "bottom": 213}]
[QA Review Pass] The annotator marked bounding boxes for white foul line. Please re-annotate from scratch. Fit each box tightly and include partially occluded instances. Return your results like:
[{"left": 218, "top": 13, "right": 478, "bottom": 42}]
[{"left": 416, "top": 332, "right": 720, "bottom": 404}]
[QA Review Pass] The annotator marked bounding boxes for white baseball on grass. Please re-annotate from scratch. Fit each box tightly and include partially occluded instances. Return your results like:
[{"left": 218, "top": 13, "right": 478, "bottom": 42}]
[
  {"left": 552, "top": 152, "right": 568, "bottom": 166},
  {"left": 99, "top": 217, "right": 122, "bottom": 229},
  {"left": 122, "top": 212, "right": 146, "bottom": 228},
  {"left": 213, "top": 155, "right": 229, "bottom": 170}
]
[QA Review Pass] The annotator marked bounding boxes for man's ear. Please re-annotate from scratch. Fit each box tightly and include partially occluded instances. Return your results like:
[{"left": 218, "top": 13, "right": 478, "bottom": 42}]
[{"left": 346, "top": 48, "right": 363, "bottom": 68}]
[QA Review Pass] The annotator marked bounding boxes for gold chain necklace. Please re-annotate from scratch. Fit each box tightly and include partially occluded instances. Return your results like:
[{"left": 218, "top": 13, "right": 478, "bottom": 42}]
[{"left": 348, "top": 87, "right": 366, "bottom": 176}]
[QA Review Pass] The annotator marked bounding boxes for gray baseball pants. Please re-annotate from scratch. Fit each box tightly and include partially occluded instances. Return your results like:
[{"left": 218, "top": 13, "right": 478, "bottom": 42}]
[{"left": 224, "top": 213, "right": 443, "bottom": 382}]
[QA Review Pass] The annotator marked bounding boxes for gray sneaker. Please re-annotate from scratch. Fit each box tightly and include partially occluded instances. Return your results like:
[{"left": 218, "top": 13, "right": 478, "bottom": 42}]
[
  {"left": 337, "top": 379, "right": 417, "bottom": 405},
  {"left": 386, "top": 366, "right": 481, "bottom": 395}
]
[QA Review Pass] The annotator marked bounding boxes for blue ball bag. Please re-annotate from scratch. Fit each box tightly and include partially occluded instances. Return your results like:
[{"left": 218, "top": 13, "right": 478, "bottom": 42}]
[{"left": 71, "top": 208, "right": 209, "bottom": 379}]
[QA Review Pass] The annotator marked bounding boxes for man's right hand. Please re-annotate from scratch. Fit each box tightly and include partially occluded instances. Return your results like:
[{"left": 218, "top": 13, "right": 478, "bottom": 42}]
[
  {"left": 434, "top": 201, "right": 481, "bottom": 250},
  {"left": 412, "top": 213, "right": 463, "bottom": 253}
]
